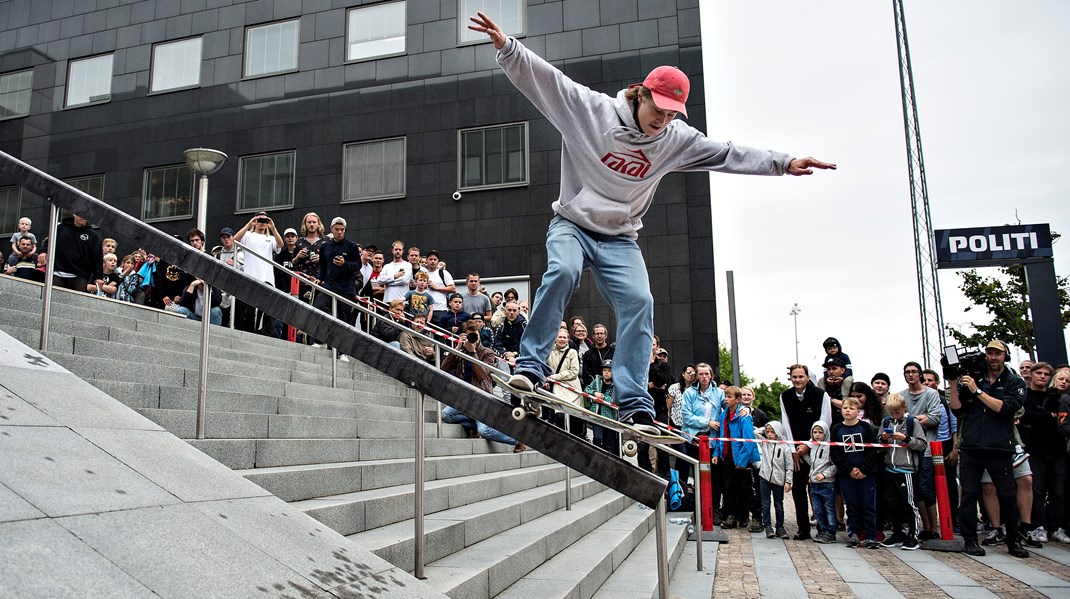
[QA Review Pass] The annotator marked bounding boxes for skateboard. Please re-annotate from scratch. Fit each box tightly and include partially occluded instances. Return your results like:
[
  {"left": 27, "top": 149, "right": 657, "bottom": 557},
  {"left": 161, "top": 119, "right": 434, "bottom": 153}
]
[{"left": 490, "top": 372, "right": 685, "bottom": 458}]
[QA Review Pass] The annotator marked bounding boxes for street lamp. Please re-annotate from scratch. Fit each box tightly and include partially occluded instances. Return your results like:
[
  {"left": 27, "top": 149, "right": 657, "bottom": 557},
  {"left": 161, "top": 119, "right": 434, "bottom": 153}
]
[
  {"left": 183, "top": 147, "right": 226, "bottom": 441},
  {"left": 183, "top": 148, "right": 228, "bottom": 234},
  {"left": 790, "top": 303, "right": 802, "bottom": 364}
]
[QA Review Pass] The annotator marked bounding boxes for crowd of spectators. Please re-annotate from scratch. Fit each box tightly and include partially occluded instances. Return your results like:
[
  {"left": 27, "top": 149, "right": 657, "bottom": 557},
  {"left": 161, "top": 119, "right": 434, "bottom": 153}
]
[{"left": 9, "top": 211, "right": 1070, "bottom": 560}]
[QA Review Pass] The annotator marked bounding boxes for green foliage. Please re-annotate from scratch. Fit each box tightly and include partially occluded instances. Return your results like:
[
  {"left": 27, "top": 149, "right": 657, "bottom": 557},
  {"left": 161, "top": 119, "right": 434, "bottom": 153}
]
[
  {"left": 950, "top": 264, "right": 1070, "bottom": 360},
  {"left": 718, "top": 343, "right": 753, "bottom": 387},
  {"left": 751, "top": 379, "right": 788, "bottom": 417}
]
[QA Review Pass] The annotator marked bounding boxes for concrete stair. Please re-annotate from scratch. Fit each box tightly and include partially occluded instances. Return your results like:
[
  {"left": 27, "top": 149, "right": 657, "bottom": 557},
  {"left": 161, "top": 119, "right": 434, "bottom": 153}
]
[{"left": 0, "top": 274, "right": 709, "bottom": 598}]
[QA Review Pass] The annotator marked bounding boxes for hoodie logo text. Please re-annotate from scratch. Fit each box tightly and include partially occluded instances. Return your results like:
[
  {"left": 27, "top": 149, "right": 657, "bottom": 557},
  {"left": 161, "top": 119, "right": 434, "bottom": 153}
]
[{"left": 601, "top": 149, "right": 651, "bottom": 179}]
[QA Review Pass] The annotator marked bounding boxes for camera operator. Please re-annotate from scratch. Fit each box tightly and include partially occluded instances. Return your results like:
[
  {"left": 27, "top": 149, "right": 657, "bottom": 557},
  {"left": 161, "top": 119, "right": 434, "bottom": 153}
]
[{"left": 949, "top": 340, "right": 1027, "bottom": 558}]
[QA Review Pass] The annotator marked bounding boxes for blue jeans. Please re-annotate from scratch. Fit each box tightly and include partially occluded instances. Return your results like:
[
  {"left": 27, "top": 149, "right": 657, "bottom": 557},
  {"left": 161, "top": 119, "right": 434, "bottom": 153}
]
[
  {"left": 515, "top": 216, "right": 654, "bottom": 420},
  {"left": 809, "top": 481, "right": 836, "bottom": 534},
  {"left": 175, "top": 306, "right": 223, "bottom": 326},
  {"left": 760, "top": 478, "right": 785, "bottom": 530},
  {"left": 841, "top": 474, "right": 878, "bottom": 539},
  {"left": 441, "top": 406, "right": 517, "bottom": 446}
]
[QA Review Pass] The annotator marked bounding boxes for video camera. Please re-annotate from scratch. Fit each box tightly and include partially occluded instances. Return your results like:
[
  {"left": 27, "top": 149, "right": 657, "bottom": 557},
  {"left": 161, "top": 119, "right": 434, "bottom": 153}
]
[{"left": 940, "top": 344, "right": 986, "bottom": 382}]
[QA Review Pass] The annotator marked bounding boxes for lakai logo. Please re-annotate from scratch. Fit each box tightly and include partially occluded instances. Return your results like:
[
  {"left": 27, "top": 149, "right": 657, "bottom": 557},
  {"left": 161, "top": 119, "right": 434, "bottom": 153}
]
[{"left": 601, "top": 149, "right": 651, "bottom": 179}]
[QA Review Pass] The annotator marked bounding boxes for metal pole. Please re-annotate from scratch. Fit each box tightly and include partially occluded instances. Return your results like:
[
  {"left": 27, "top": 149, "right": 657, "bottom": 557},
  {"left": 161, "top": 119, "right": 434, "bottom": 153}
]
[
  {"left": 413, "top": 390, "right": 426, "bottom": 579},
  {"left": 564, "top": 415, "right": 572, "bottom": 511},
  {"left": 727, "top": 271, "right": 740, "bottom": 386},
  {"left": 39, "top": 201, "right": 59, "bottom": 352},
  {"left": 331, "top": 296, "right": 338, "bottom": 387},
  {"left": 655, "top": 496, "right": 670, "bottom": 599},
  {"left": 657, "top": 443, "right": 703, "bottom": 571},
  {"left": 790, "top": 303, "right": 801, "bottom": 364},
  {"left": 195, "top": 281, "right": 211, "bottom": 440},
  {"left": 434, "top": 348, "right": 441, "bottom": 438}
]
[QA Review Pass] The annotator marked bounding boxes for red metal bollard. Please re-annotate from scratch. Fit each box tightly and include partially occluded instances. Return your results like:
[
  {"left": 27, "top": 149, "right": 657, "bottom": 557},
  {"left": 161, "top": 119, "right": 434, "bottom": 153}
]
[
  {"left": 287, "top": 276, "right": 299, "bottom": 342},
  {"left": 698, "top": 435, "right": 715, "bottom": 531},
  {"left": 930, "top": 440, "right": 954, "bottom": 540}
]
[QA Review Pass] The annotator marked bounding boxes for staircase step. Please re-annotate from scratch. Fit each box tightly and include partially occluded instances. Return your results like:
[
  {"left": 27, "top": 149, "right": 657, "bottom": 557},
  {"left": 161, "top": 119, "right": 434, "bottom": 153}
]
[{"left": 591, "top": 515, "right": 691, "bottom": 599}]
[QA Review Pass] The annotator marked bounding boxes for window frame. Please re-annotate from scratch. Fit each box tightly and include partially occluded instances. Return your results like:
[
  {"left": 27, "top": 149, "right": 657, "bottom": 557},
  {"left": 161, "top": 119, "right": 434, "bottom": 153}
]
[
  {"left": 345, "top": 1, "right": 408, "bottom": 64},
  {"left": 0, "top": 186, "right": 24, "bottom": 236},
  {"left": 456, "top": 0, "right": 526, "bottom": 46},
  {"left": 341, "top": 137, "right": 407, "bottom": 203},
  {"left": 65, "top": 53, "right": 114, "bottom": 108},
  {"left": 243, "top": 19, "right": 301, "bottom": 80},
  {"left": 142, "top": 165, "right": 195, "bottom": 223},
  {"left": 236, "top": 150, "right": 297, "bottom": 214},
  {"left": 457, "top": 121, "right": 529, "bottom": 192},
  {"left": 149, "top": 37, "right": 204, "bottom": 95},
  {"left": 0, "top": 68, "right": 34, "bottom": 121}
]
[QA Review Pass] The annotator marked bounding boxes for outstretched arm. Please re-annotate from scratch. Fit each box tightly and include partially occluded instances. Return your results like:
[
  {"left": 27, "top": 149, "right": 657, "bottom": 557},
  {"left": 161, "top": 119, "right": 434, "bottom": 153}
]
[
  {"left": 787, "top": 157, "right": 836, "bottom": 175},
  {"left": 468, "top": 12, "right": 506, "bottom": 49}
]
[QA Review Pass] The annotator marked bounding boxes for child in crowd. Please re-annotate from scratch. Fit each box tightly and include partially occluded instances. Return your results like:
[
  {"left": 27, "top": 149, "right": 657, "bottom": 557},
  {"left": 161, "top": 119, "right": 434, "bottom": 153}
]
[
  {"left": 830, "top": 396, "right": 883, "bottom": 548},
  {"left": 404, "top": 271, "right": 433, "bottom": 318},
  {"left": 9, "top": 216, "right": 36, "bottom": 254},
  {"left": 879, "top": 393, "right": 927, "bottom": 550},
  {"left": 714, "top": 386, "right": 761, "bottom": 529},
  {"left": 584, "top": 359, "right": 619, "bottom": 454},
  {"left": 758, "top": 421, "right": 793, "bottom": 539},
  {"left": 804, "top": 420, "right": 838, "bottom": 543},
  {"left": 88, "top": 253, "right": 121, "bottom": 298}
]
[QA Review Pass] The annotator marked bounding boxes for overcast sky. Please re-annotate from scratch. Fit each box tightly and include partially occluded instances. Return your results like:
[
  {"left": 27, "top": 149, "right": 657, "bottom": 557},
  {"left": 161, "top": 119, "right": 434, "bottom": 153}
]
[{"left": 699, "top": 1, "right": 1070, "bottom": 384}]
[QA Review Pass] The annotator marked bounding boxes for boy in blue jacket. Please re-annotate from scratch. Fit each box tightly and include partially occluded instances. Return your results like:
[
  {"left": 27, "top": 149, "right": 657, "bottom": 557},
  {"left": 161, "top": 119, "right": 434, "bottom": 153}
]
[{"left": 714, "top": 386, "right": 760, "bottom": 529}]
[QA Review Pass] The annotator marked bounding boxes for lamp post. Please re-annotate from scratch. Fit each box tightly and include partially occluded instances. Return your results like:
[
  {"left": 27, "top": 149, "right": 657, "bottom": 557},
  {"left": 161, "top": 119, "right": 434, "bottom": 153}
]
[
  {"left": 183, "top": 148, "right": 227, "bottom": 440},
  {"left": 790, "top": 303, "right": 801, "bottom": 364}
]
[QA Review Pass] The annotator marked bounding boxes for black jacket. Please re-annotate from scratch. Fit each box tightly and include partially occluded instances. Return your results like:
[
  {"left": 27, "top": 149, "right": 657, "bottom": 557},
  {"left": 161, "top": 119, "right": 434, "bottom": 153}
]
[
  {"left": 953, "top": 367, "right": 1025, "bottom": 453},
  {"left": 52, "top": 217, "right": 102, "bottom": 279},
  {"left": 1019, "top": 387, "right": 1062, "bottom": 455},
  {"left": 780, "top": 381, "right": 829, "bottom": 443},
  {"left": 581, "top": 343, "right": 615, "bottom": 388}
]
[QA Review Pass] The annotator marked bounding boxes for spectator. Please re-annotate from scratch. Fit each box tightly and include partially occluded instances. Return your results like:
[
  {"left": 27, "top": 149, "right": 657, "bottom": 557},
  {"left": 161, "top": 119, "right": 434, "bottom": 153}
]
[
  {"left": 713, "top": 386, "right": 760, "bottom": 530},
  {"left": 758, "top": 421, "right": 793, "bottom": 539},
  {"left": 440, "top": 320, "right": 526, "bottom": 452},
  {"left": 780, "top": 364, "right": 832, "bottom": 541},
  {"left": 822, "top": 337, "right": 853, "bottom": 377},
  {"left": 406, "top": 246, "right": 427, "bottom": 289},
  {"left": 436, "top": 293, "right": 471, "bottom": 337},
  {"left": 870, "top": 373, "right": 892, "bottom": 419},
  {"left": 949, "top": 339, "right": 1028, "bottom": 558},
  {"left": 404, "top": 271, "right": 433, "bottom": 318},
  {"left": 493, "top": 300, "right": 526, "bottom": 358},
  {"left": 679, "top": 363, "right": 724, "bottom": 490},
  {"left": 584, "top": 359, "right": 619, "bottom": 453},
  {"left": 87, "top": 253, "right": 121, "bottom": 297},
  {"left": 878, "top": 393, "right": 928, "bottom": 550},
  {"left": 274, "top": 227, "right": 300, "bottom": 292},
  {"left": 215, "top": 227, "right": 244, "bottom": 324},
  {"left": 52, "top": 213, "right": 102, "bottom": 293},
  {"left": 292, "top": 213, "right": 325, "bottom": 301},
  {"left": 900, "top": 361, "right": 943, "bottom": 540},
  {"left": 311, "top": 217, "right": 361, "bottom": 350},
  {"left": 490, "top": 287, "right": 519, "bottom": 328},
  {"left": 668, "top": 364, "right": 696, "bottom": 430},
  {"left": 647, "top": 345, "right": 674, "bottom": 476},
  {"left": 1019, "top": 360, "right": 1034, "bottom": 386},
  {"left": 805, "top": 420, "right": 838, "bottom": 544},
  {"left": 399, "top": 313, "right": 436, "bottom": 364},
  {"left": 469, "top": 313, "right": 495, "bottom": 349},
  {"left": 380, "top": 240, "right": 412, "bottom": 303},
  {"left": 114, "top": 254, "right": 141, "bottom": 302},
  {"left": 424, "top": 250, "right": 455, "bottom": 323},
  {"left": 830, "top": 396, "right": 882, "bottom": 548},
  {"left": 581, "top": 324, "right": 615, "bottom": 388},
  {"left": 173, "top": 278, "right": 222, "bottom": 325},
  {"left": 742, "top": 384, "right": 769, "bottom": 533},
  {"left": 847, "top": 382, "right": 878, "bottom": 425},
  {"left": 490, "top": 291, "right": 504, "bottom": 320},
  {"left": 817, "top": 356, "right": 852, "bottom": 426},
  {"left": 569, "top": 320, "right": 593, "bottom": 358},
  {"left": 4, "top": 236, "right": 38, "bottom": 280},
  {"left": 9, "top": 216, "right": 36, "bottom": 254},
  {"left": 234, "top": 211, "right": 282, "bottom": 336},
  {"left": 371, "top": 299, "right": 407, "bottom": 349},
  {"left": 102, "top": 237, "right": 117, "bottom": 257},
  {"left": 545, "top": 328, "right": 584, "bottom": 437},
  {"left": 1020, "top": 361, "right": 1065, "bottom": 545},
  {"left": 923, "top": 368, "right": 960, "bottom": 532},
  {"left": 366, "top": 249, "right": 386, "bottom": 300},
  {"left": 462, "top": 273, "right": 493, "bottom": 319}
]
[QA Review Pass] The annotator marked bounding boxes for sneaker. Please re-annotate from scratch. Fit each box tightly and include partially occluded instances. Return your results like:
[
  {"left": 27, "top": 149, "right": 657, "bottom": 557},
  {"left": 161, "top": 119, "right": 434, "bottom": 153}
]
[
  {"left": 864, "top": 539, "right": 881, "bottom": 549},
  {"left": 512, "top": 442, "right": 527, "bottom": 453},
  {"left": 1052, "top": 528, "right": 1070, "bottom": 544},
  {"left": 918, "top": 530, "right": 940, "bottom": 542},
  {"left": 721, "top": 515, "right": 737, "bottom": 530},
  {"left": 881, "top": 533, "right": 906, "bottom": 548},
  {"left": 765, "top": 528, "right": 776, "bottom": 539},
  {"left": 749, "top": 518, "right": 764, "bottom": 533},
  {"left": 814, "top": 532, "right": 835, "bottom": 544},
  {"left": 623, "top": 411, "right": 661, "bottom": 435},
  {"left": 776, "top": 527, "right": 789, "bottom": 539},
  {"left": 1007, "top": 542, "right": 1030, "bottom": 559},
  {"left": 901, "top": 537, "right": 920, "bottom": 551},
  {"left": 846, "top": 534, "right": 859, "bottom": 548},
  {"left": 508, "top": 372, "right": 540, "bottom": 392},
  {"left": 981, "top": 528, "right": 1005, "bottom": 546},
  {"left": 963, "top": 541, "right": 986, "bottom": 556},
  {"left": 1028, "top": 528, "right": 1049, "bottom": 544},
  {"left": 1019, "top": 531, "right": 1042, "bottom": 549},
  {"left": 809, "top": 516, "right": 818, "bottom": 526},
  {"left": 1012, "top": 447, "right": 1029, "bottom": 467}
]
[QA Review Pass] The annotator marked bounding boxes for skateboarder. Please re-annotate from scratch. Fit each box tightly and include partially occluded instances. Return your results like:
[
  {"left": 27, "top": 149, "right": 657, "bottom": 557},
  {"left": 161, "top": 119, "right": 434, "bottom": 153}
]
[{"left": 469, "top": 12, "right": 835, "bottom": 434}]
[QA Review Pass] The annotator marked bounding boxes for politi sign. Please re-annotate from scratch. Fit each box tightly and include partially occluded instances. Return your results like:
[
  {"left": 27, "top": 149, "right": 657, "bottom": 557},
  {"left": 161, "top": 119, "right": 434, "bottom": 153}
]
[{"left": 935, "top": 223, "right": 1052, "bottom": 268}]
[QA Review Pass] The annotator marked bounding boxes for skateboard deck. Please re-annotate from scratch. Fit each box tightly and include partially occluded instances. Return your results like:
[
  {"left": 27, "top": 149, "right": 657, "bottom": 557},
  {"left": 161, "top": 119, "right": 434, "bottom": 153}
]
[{"left": 491, "top": 372, "right": 685, "bottom": 457}]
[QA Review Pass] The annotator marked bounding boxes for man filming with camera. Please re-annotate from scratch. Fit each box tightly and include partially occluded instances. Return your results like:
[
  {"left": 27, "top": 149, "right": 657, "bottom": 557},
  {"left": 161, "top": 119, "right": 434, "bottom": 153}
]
[{"left": 948, "top": 340, "right": 1028, "bottom": 558}]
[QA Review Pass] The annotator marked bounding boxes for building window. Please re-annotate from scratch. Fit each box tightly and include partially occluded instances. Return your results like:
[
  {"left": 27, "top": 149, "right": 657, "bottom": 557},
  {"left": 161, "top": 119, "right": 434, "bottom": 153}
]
[
  {"left": 151, "top": 38, "right": 203, "bottom": 93},
  {"left": 66, "top": 54, "right": 113, "bottom": 107},
  {"left": 346, "top": 1, "right": 407, "bottom": 62},
  {"left": 238, "top": 152, "right": 295, "bottom": 212},
  {"left": 244, "top": 20, "right": 300, "bottom": 79},
  {"left": 0, "top": 69, "right": 33, "bottom": 120},
  {"left": 457, "top": 0, "right": 524, "bottom": 45},
  {"left": 459, "top": 123, "right": 528, "bottom": 190},
  {"left": 65, "top": 175, "right": 105, "bottom": 200},
  {"left": 343, "top": 138, "right": 406, "bottom": 202},
  {"left": 143, "top": 165, "right": 193, "bottom": 222},
  {"left": 0, "top": 187, "right": 23, "bottom": 235}
]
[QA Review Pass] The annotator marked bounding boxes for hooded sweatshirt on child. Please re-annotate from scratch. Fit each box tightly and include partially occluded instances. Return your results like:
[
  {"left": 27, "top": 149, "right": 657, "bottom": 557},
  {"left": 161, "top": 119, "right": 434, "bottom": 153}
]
[
  {"left": 804, "top": 420, "right": 837, "bottom": 484},
  {"left": 758, "top": 421, "right": 794, "bottom": 486}
]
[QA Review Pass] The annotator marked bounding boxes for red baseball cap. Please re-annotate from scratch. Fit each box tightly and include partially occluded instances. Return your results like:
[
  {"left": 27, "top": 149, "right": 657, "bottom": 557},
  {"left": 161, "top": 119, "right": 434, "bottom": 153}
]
[{"left": 642, "top": 66, "right": 689, "bottom": 118}]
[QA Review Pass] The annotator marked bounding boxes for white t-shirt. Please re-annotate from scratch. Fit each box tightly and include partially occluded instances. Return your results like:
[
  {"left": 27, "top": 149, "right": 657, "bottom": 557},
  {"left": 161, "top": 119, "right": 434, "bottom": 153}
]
[
  {"left": 427, "top": 267, "right": 454, "bottom": 312},
  {"left": 380, "top": 260, "right": 412, "bottom": 302},
  {"left": 240, "top": 231, "right": 279, "bottom": 284}
]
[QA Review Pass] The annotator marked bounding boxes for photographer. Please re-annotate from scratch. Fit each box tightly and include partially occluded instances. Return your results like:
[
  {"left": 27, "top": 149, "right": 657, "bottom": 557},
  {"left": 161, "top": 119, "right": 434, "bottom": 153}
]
[{"left": 948, "top": 340, "right": 1027, "bottom": 558}]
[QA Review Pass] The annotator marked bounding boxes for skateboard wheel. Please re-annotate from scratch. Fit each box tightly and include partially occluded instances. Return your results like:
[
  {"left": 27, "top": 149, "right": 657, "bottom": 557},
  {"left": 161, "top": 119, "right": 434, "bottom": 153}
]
[
  {"left": 622, "top": 440, "right": 638, "bottom": 457},
  {"left": 511, "top": 407, "right": 527, "bottom": 421}
]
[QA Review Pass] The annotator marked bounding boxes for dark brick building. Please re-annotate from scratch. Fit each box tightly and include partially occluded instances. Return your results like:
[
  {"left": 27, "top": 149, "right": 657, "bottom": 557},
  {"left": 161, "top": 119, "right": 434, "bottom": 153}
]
[{"left": 0, "top": 0, "right": 718, "bottom": 367}]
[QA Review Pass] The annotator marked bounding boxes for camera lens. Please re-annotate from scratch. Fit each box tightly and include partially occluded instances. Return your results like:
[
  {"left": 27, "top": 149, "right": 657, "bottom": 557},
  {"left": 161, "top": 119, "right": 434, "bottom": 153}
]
[{"left": 466, "top": 333, "right": 479, "bottom": 343}]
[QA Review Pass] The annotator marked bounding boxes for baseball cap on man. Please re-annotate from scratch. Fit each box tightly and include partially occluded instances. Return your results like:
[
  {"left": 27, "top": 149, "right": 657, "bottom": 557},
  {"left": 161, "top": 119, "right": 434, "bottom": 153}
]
[
  {"left": 823, "top": 356, "right": 846, "bottom": 369},
  {"left": 283, "top": 228, "right": 298, "bottom": 236},
  {"left": 330, "top": 217, "right": 347, "bottom": 228},
  {"left": 642, "top": 66, "right": 689, "bottom": 117},
  {"left": 986, "top": 340, "right": 1010, "bottom": 353},
  {"left": 655, "top": 348, "right": 668, "bottom": 356},
  {"left": 219, "top": 227, "right": 234, "bottom": 236}
]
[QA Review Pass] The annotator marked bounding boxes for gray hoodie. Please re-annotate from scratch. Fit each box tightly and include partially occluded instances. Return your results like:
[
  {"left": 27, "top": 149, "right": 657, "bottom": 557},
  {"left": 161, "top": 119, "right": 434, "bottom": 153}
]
[
  {"left": 882, "top": 414, "right": 928, "bottom": 472},
  {"left": 758, "top": 421, "right": 794, "bottom": 486},
  {"left": 496, "top": 37, "right": 793, "bottom": 240},
  {"left": 803, "top": 420, "right": 837, "bottom": 484}
]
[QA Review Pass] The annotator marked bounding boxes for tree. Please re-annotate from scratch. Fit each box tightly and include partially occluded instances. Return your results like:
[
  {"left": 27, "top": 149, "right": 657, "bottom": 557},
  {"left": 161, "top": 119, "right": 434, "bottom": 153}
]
[
  {"left": 717, "top": 343, "right": 753, "bottom": 388},
  {"left": 751, "top": 379, "right": 788, "bottom": 417},
  {"left": 949, "top": 264, "right": 1070, "bottom": 360}
]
